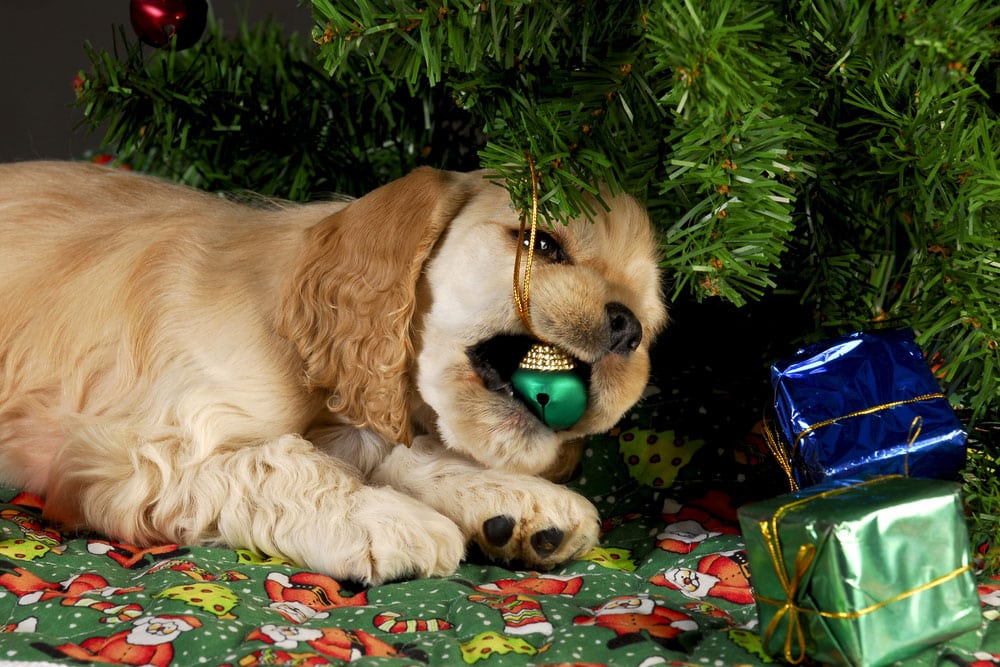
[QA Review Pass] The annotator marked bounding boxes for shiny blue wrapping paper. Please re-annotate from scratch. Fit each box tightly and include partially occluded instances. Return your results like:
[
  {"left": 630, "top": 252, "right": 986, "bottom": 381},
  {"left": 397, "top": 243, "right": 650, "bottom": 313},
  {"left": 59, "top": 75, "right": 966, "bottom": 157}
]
[{"left": 770, "top": 329, "right": 966, "bottom": 489}]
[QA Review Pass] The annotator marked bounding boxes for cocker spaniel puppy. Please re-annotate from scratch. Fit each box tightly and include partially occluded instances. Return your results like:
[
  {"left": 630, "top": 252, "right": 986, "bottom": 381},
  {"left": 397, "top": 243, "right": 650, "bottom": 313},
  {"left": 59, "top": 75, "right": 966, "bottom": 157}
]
[{"left": 0, "top": 162, "right": 666, "bottom": 584}]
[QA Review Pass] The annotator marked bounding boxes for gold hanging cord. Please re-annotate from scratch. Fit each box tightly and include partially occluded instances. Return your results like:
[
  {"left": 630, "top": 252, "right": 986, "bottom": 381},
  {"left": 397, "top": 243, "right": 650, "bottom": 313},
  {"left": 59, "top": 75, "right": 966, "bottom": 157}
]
[
  {"left": 513, "top": 154, "right": 542, "bottom": 338},
  {"left": 510, "top": 155, "right": 578, "bottom": 372}
]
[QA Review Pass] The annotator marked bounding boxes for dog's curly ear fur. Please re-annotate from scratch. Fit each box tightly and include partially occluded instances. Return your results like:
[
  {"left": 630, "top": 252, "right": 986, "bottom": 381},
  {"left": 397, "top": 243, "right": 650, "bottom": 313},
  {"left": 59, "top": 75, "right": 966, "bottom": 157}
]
[{"left": 278, "top": 167, "right": 483, "bottom": 446}]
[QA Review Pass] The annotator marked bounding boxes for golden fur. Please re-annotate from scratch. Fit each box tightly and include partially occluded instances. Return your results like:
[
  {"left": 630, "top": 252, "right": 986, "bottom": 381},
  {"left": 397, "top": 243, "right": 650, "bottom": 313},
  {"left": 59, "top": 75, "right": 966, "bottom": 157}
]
[{"left": 0, "top": 161, "right": 666, "bottom": 583}]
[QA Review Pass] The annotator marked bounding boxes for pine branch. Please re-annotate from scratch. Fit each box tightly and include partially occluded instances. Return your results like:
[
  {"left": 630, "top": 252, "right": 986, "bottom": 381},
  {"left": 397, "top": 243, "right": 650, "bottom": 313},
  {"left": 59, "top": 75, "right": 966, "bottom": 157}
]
[
  {"left": 75, "top": 16, "right": 481, "bottom": 200},
  {"left": 75, "top": 0, "right": 1000, "bottom": 422},
  {"left": 314, "top": 0, "right": 665, "bottom": 220}
]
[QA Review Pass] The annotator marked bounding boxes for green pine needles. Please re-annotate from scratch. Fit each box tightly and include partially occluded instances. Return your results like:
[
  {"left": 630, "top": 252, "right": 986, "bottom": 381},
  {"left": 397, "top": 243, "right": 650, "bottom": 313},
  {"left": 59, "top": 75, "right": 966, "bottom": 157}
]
[
  {"left": 76, "top": 0, "right": 999, "bottom": 427},
  {"left": 312, "top": 0, "right": 1000, "bottom": 424},
  {"left": 75, "top": 16, "right": 483, "bottom": 200}
]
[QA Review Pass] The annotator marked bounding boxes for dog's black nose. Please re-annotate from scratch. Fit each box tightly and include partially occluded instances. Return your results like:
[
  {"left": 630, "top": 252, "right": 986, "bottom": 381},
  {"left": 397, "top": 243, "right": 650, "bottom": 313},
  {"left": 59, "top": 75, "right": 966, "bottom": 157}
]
[{"left": 606, "top": 302, "right": 642, "bottom": 354}]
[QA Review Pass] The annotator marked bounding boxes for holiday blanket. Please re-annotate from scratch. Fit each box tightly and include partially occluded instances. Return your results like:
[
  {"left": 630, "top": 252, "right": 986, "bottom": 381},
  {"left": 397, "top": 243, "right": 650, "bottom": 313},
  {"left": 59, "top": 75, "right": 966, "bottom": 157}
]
[{"left": 1, "top": 385, "right": 999, "bottom": 666}]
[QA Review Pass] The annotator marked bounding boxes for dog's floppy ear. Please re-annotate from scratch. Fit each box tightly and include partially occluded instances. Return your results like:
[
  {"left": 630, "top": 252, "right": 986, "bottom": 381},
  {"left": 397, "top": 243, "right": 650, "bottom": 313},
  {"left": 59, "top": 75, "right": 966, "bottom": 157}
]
[{"left": 279, "top": 167, "right": 482, "bottom": 445}]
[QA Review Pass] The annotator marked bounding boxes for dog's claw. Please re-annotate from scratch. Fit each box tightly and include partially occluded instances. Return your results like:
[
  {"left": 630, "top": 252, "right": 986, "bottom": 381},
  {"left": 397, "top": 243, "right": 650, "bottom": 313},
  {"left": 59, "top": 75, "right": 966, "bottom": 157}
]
[
  {"left": 530, "top": 527, "right": 565, "bottom": 558},
  {"left": 483, "top": 515, "right": 516, "bottom": 547}
]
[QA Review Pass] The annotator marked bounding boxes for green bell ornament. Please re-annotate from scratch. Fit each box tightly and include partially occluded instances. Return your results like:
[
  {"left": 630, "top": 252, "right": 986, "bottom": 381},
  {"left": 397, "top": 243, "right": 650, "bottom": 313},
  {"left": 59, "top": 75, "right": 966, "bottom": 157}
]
[
  {"left": 508, "top": 155, "right": 587, "bottom": 430},
  {"left": 511, "top": 343, "right": 587, "bottom": 431}
]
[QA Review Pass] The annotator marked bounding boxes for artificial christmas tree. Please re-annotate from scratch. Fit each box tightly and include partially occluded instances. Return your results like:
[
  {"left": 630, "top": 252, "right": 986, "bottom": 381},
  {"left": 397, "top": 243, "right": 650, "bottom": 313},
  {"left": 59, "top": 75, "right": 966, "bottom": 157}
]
[{"left": 73, "top": 0, "right": 999, "bottom": 554}]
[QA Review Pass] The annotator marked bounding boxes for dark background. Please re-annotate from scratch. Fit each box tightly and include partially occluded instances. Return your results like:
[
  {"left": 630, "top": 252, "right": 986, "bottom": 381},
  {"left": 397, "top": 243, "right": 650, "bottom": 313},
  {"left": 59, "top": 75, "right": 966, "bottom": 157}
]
[{"left": 0, "top": 1, "right": 312, "bottom": 163}]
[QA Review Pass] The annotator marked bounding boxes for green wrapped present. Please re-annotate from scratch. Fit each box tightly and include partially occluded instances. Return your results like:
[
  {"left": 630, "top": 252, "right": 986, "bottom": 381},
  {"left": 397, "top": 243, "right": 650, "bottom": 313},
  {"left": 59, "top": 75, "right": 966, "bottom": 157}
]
[{"left": 737, "top": 476, "right": 981, "bottom": 666}]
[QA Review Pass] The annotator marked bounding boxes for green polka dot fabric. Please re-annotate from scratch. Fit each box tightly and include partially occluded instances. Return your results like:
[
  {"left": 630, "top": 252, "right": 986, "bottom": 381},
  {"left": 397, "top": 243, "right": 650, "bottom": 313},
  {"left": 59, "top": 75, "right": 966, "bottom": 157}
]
[{"left": 1, "top": 389, "right": 998, "bottom": 666}]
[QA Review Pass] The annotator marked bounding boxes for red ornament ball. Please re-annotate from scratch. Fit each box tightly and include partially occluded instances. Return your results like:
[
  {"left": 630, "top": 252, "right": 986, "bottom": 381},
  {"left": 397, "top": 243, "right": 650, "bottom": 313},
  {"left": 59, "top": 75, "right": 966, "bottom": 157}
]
[{"left": 129, "top": 0, "right": 208, "bottom": 50}]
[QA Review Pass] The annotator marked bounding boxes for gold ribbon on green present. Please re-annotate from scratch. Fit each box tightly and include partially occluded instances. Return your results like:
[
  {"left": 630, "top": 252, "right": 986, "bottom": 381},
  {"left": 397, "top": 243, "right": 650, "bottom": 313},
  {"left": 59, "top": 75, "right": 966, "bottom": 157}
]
[{"left": 738, "top": 476, "right": 982, "bottom": 666}]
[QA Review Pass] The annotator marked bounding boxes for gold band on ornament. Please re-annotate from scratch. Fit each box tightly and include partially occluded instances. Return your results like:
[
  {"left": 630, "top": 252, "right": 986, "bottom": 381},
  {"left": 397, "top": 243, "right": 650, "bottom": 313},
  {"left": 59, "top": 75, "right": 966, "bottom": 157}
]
[{"left": 518, "top": 344, "right": 577, "bottom": 371}]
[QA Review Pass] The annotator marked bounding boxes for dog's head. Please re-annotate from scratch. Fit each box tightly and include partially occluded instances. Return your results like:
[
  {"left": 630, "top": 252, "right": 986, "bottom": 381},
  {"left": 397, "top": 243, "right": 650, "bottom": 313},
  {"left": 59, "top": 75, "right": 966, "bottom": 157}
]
[{"left": 282, "top": 168, "right": 666, "bottom": 474}]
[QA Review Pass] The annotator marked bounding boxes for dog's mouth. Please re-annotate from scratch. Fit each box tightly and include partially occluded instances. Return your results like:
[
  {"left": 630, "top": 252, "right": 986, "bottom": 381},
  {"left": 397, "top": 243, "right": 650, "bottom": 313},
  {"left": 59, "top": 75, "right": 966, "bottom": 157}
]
[{"left": 467, "top": 335, "right": 592, "bottom": 430}]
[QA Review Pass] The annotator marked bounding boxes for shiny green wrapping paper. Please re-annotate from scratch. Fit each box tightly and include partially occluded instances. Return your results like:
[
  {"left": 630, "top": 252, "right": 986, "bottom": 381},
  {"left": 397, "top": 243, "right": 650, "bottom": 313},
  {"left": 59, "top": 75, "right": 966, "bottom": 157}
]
[{"left": 738, "top": 476, "right": 981, "bottom": 666}]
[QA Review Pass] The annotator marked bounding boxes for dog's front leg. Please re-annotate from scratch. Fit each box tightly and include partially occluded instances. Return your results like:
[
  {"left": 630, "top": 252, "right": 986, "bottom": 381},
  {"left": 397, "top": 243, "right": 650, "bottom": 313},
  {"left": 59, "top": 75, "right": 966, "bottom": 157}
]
[
  {"left": 49, "top": 434, "right": 464, "bottom": 584},
  {"left": 370, "top": 436, "right": 600, "bottom": 569}
]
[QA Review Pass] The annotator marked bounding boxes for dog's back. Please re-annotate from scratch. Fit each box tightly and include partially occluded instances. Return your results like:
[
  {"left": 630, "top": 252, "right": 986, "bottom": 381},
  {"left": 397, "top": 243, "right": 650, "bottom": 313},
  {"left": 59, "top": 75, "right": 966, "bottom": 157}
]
[
  {"left": 0, "top": 162, "right": 324, "bottom": 496},
  {"left": 0, "top": 162, "right": 477, "bottom": 583}
]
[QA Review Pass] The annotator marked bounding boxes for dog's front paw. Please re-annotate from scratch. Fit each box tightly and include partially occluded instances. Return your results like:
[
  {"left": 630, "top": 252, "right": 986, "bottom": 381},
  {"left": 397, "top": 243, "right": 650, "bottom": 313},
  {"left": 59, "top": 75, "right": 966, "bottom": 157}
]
[
  {"left": 372, "top": 443, "right": 599, "bottom": 572},
  {"left": 357, "top": 487, "right": 466, "bottom": 583},
  {"left": 468, "top": 481, "right": 600, "bottom": 569},
  {"left": 291, "top": 486, "right": 465, "bottom": 585}
]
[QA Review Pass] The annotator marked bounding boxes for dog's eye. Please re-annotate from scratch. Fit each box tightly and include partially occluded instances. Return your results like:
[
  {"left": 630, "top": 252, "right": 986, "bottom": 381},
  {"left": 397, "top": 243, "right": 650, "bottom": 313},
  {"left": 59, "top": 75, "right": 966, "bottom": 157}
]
[{"left": 514, "top": 230, "right": 567, "bottom": 263}]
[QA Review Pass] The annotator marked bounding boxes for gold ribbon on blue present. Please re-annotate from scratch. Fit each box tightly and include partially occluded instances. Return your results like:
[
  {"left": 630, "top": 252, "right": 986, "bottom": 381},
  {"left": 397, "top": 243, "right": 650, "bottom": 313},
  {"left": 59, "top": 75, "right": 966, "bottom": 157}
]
[
  {"left": 768, "top": 328, "right": 966, "bottom": 489},
  {"left": 762, "top": 392, "right": 944, "bottom": 491}
]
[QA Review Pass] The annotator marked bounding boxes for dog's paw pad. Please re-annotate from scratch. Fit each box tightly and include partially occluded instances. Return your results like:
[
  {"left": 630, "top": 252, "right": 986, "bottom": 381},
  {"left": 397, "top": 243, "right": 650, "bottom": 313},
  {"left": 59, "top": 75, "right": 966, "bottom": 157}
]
[
  {"left": 483, "top": 515, "right": 516, "bottom": 547},
  {"left": 530, "top": 527, "right": 564, "bottom": 558},
  {"left": 464, "top": 482, "right": 599, "bottom": 569}
]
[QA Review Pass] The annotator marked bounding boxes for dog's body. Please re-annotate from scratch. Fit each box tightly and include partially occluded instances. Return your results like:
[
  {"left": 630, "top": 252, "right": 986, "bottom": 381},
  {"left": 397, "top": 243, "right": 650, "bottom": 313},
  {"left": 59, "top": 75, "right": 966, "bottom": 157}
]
[{"left": 0, "top": 161, "right": 666, "bottom": 584}]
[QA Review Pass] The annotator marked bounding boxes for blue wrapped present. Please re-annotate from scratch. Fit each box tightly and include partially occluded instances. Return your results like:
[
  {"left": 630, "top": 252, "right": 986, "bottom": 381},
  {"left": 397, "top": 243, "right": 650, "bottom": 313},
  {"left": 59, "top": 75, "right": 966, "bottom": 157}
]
[{"left": 767, "top": 329, "right": 966, "bottom": 489}]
